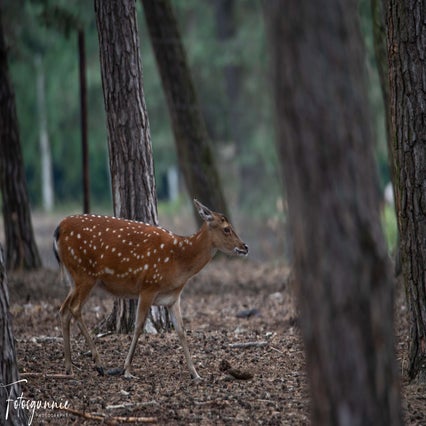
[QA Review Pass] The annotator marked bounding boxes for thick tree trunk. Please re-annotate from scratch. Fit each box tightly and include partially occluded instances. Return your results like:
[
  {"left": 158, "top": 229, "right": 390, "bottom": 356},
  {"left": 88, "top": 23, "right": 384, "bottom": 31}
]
[
  {"left": 0, "top": 245, "right": 28, "bottom": 425},
  {"left": 142, "top": 0, "right": 229, "bottom": 222},
  {"left": 265, "top": 0, "right": 402, "bottom": 424},
  {"left": 386, "top": 0, "right": 426, "bottom": 383},
  {"left": 0, "top": 10, "right": 41, "bottom": 271},
  {"left": 95, "top": 0, "right": 169, "bottom": 333}
]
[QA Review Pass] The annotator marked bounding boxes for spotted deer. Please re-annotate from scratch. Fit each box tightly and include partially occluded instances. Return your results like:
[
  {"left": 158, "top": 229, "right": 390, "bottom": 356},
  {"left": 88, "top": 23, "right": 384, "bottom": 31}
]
[{"left": 53, "top": 199, "right": 248, "bottom": 379}]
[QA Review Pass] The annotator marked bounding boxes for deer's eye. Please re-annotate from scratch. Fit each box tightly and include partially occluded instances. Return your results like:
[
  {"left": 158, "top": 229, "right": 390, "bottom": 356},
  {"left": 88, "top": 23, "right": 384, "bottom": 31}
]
[{"left": 224, "top": 227, "right": 231, "bottom": 235}]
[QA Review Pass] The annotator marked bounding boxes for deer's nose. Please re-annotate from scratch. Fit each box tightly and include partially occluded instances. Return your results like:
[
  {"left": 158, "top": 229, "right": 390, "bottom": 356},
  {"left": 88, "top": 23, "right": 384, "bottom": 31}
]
[{"left": 234, "top": 243, "right": 248, "bottom": 256}]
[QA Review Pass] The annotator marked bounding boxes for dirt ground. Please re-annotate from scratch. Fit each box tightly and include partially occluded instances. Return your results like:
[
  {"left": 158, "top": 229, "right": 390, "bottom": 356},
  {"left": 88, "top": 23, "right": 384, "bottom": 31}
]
[{"left": 3, "top": 213, "right": 426, "bottom": 425}]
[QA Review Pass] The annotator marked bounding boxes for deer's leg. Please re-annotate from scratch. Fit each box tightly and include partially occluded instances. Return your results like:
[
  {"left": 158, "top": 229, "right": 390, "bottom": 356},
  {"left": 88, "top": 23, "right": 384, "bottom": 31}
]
[
  {"left": 60, "top": 293, "right": 73, "bottom": 375},
  {"left": 60, "top": 279, "right": 102, "bottom": 374},
  {"left": 123, "top": 294, "right": 154, "bottom": 378},
  {"left": 75, "top": 316, "right": 104, "bottom": 375},
  {"left": 169, "top": 297, "right": 201, "bottom": 381}
]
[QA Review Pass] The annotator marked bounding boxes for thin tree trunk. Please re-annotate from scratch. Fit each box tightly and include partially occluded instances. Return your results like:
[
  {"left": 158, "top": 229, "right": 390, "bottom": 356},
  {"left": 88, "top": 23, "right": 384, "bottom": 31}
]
[
  {"left": 0, "top": 10, "right": 41, "bottom": 271},
  {"left": 95, "top": 0, "right": 169, "bottom": 333},
  {"left": 35, "top": 54, "right": 54, "bottom": 212},
  {"left": 265, "top": 0, "right": 402, "bottom": 424},
  {"left": 0, "top": 245, "right": 28, "bottom": 425},
  {"left": 78, "top": 30, "right": 90, "bottom": 214},
  {"left": 214, "top": 0, "right": 249, "bottom": 205},
  {"left": 386, "top": 0, "right": 426, "bottom": 383},
  {"left": 142, "top": 0, "right": 229, "bottom": 222}
]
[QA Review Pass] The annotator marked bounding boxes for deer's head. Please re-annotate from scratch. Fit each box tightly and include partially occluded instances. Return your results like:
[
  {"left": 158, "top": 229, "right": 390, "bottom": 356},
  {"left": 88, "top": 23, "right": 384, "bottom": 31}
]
[{"left": 194, "top": 199, "right": 248, "bottom": 257}]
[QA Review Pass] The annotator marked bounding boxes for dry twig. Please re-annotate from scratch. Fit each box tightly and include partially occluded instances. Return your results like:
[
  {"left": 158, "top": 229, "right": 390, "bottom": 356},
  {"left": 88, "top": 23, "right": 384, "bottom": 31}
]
[
  {"left": 20, "top": 372, "right": 77, "bottom": 379},
  {"left": 229, "top": 341, "right": 268, "bottom": 349},
  {"left": 60, "top": 406, "right": 157, "bottom": 424}
]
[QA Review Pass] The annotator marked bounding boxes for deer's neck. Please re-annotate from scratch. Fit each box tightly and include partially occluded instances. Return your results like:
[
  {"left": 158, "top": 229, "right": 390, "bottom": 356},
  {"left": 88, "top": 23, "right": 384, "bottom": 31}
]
[{"left": 175, "top": 223, "right": 215, "bottom": 279}]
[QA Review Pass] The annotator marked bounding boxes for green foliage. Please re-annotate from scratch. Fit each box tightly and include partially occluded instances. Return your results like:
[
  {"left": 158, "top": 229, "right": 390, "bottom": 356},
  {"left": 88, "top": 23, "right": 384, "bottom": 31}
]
[
  {"left": 3, "top": 0, "right": 389, "bottom": 219},
  {"left": 381, "top": 203, "right": 398, "bottom": 253},
  {"left": 359, "top": 0, "right": 390, "bottom": 190}
]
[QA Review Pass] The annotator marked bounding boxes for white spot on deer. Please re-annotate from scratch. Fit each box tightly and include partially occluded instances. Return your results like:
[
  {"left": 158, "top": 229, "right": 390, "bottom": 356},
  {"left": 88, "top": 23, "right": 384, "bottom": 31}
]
[
  {"left": 77, "top": 233, "right": 81, "bottom": 239},
  {"left": 164, "top": 257, "right": 170, "bottom": 263},
  {"left": 160, "top": 243, "right": 165, "bottom": 249},
  {"left": 173, "top": 239, "right": 178, "bottom": 245},
  {"left": 144, "top": 264, "right": 149, "bottom": 271},
  {"left": 112, "top": 247, "right": 116, "bottom": 252},
  {"left": 104, "top": 267, "right": 114, "bottom": 275}
]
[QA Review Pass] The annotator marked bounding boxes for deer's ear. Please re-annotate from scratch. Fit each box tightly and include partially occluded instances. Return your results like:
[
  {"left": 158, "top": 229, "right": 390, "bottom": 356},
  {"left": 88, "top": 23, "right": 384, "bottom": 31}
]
[{"left": 193, "top": 199, "right": 214, "bottom": 222}]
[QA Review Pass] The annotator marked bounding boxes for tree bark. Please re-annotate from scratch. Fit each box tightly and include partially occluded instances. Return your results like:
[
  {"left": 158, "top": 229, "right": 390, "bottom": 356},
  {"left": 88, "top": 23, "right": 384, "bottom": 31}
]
[
  {"left": 0, "top": 245, "right": 28, "bottom": 425},
  {"left": 95, "top": 0, "right": 169, "bottom": 333},
  {"left": 386, "top": 0, "right": 426, "bottom": 383},
  {"left": 0, "top": 9, "right": 41, "bottom": 271},
  {"left": 265, "top": 0, "right": 402, "bottom": 424},
  {"left": 142, "top": 0, "right": 229, "bottom": 222}
]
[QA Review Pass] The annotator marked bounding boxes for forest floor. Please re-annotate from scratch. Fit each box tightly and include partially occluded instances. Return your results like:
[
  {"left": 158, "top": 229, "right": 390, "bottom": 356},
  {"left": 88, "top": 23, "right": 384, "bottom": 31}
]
[{"left": 3, "top": 213, "right": 426, "bottom": 425}]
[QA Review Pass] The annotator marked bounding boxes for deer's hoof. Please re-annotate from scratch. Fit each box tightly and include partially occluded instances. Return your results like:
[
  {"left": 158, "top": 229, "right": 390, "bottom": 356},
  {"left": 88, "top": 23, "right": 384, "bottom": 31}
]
[
  {"left": 106, "top": 367, "right": 124, "bottom": 376},
  {"left": 96, "top": 366, "right": 105, "bottom": 376}
]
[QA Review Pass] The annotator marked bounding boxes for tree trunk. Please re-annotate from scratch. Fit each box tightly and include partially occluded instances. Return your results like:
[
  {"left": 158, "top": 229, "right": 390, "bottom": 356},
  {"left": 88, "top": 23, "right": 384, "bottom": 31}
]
[
  {"left": 95, "top": 0, "right": 169, "bottom": 333},
  {"left": 214, "top": 0, "right": 249, "bottom": 205},
  {"left": 0, "top": 10, "right": 41, "bottom": 271},
  {"left": 386, "top": 0, "right": 426, "bottom": 383},
  {"left": 35, "top": 54, "right": 54, "bottom": 212},
  {"left": 141, "top": 0, "right": 229, "bottom": 222},
  {"left": 0, "top": 245, "right": 28, "bottom": 425},
  {"left": 78, "top": 30, "right": 90, "bottom": 215},
  {"left": 265, "top": 0, "right": 402, "bottom": 424}
]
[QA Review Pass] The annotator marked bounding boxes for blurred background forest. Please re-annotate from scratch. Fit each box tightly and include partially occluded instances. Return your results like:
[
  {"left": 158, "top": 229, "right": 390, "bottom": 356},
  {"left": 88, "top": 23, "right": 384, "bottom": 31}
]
[{"left": 2, "top": 0, "right": 396, "bottom": 261}]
